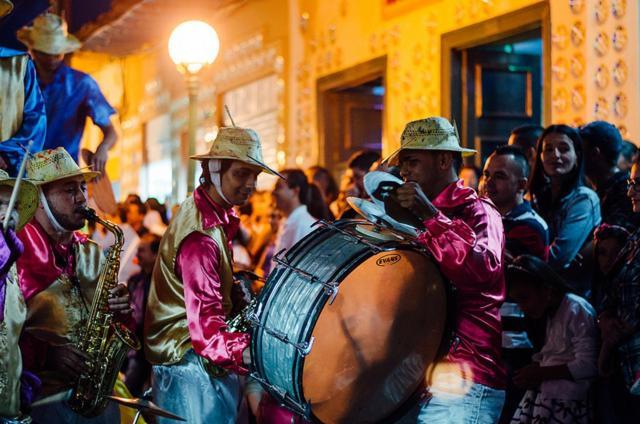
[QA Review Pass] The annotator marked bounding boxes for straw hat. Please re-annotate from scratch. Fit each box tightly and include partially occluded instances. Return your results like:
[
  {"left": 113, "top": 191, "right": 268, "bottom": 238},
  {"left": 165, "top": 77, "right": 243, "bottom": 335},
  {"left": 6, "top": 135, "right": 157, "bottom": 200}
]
[
  {"left": 190, "top": 126, "right": 277, "bottom": 175},
  {"left": 0, "top": 169, "right": 39, "bottom": 231},
  {"left": 27, "top": 147, "right": 100, "bottom": 185},
  {"left": 0, "top": 0, "right": 13, "bottom": 18},
  {"left": 17, "top": 13, "right": 81, "bottom": 55},
  {"left": 386, "top": 117, "right": 476, "bottom": 163}
]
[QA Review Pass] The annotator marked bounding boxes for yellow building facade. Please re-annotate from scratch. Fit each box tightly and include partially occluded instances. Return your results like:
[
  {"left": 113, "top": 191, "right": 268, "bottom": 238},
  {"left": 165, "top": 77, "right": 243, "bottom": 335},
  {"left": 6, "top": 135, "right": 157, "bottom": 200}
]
[{"left": 72, "top": 0, "right": 640, "bottom": 203}]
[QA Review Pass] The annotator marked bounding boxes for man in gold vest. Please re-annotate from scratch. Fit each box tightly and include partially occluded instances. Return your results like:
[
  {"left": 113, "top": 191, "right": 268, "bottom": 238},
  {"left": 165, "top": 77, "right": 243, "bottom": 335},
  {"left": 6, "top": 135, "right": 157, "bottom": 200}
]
[
  {"left": 145, "top": 126, "right": 276, "bottom": 424},
  {"left": 16, "top": 147, "right": 131, "bottom": 423},
  {"left": 0, "top": 167, "right": 39, "bottom": 424},
  {"left": 0, "top": 0, "right": 46, "bottom": 176}
]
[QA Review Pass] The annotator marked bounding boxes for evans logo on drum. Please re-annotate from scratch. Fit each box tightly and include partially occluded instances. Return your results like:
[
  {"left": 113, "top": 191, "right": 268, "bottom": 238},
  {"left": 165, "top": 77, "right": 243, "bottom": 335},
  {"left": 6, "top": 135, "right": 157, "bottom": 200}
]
[{"left": 376, "top": 254, "right": 401, "bottom": 266}]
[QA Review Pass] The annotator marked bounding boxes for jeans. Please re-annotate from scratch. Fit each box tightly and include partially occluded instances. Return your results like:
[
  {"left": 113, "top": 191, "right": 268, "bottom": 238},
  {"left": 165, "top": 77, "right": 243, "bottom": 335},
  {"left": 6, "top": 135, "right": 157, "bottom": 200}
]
[
  {"left": 398, "top": 381, "right": 505, "bottom": 424},
  {"left": 152, "top": 350, "right": 246, "bottom": 424},
  {"left": 30, "top": 400, "right": 120, "bottom": 424}
]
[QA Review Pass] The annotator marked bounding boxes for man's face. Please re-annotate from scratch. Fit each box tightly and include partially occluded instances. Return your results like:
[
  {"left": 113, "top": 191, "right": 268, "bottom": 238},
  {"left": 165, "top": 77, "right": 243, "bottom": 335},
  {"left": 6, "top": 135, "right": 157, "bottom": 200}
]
[
  {"left": 136, "top": 239, "right": 157, "bottom": 273},
  {"left": 398, "top": 150, "right": 439, "bottom": 195},
  {"left": 482, "top": 154, "right": 524, "bottom": 213},
  {"left": 220, "top": 160, "right": 261, "bottom": 206},
  {"left": 627, "top": 163, "right": 640, "bottom": 213},
  {"left": 272, "top": 179, "right": 296, "bottom": 212},
  {"left": 351, "top": 167, "right": 367, "bottom": 196},
  {"left": 42, "top": 176, "right": 88, "bottom": 230},
  {"left": 31, "top": 50, "right": 64, "bottom": 74}
]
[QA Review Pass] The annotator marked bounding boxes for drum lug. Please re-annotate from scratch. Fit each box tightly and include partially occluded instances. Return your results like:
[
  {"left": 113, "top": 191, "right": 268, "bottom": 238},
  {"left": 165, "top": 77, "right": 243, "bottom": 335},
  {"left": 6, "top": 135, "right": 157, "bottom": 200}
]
[
  {"left": 249, "top": 372, "right": 313, "bottom": 420},
  {"left": 248, "top": 313, "right": 315, "bottom": 356},
  {"left": 324, "top": 283, "right": 339, "bottom": 305}
]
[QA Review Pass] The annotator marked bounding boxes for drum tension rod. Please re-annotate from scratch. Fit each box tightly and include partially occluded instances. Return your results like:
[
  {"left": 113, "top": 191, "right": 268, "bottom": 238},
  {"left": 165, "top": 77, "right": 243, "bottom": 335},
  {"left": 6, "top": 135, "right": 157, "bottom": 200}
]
[
  {"left": 273, "top": 250, "right": 340, "bottom": 305},
  {"left": 249, "top": 373, "right": 313, "bottom": 420},
  {"left": 248, "top": 312, "right": 315, "bottom": 356},
  {"left": 315, "top": 220, "right": 384, "bottom": 253}
]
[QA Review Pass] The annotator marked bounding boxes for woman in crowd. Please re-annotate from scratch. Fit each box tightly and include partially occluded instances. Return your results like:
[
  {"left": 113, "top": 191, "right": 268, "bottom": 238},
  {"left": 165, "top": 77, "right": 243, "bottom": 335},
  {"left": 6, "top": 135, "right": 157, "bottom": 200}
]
[
  {"left": 508, "top": 255, "right": 598, "bottom": 423},
  {"left": 529, "top": 125, "right": 601, "bottom": 294}
]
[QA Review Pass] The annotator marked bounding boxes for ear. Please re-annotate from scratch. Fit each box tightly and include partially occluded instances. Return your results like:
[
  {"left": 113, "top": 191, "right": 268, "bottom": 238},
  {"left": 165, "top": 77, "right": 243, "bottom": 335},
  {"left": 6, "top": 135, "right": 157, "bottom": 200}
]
[
  {"left": 517, "top": 177, "right": 528, "bottom": 193},
  {"left": 592, "top": 146, "right": 601, "bottom": 157},
  {"left": 439, "top": 152, "right": 453, "bottom": 170}
]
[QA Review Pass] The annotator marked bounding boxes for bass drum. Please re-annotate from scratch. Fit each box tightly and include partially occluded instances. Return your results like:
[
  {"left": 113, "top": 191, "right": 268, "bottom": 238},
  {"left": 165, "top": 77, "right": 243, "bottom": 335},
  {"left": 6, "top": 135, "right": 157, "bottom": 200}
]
[{"left": 250, "top": 220, "right": 447, "bottom": 423}]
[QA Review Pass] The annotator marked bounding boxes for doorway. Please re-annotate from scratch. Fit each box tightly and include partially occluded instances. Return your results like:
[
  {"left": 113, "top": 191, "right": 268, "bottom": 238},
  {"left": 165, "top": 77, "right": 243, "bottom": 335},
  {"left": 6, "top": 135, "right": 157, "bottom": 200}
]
[
  {"left": 442, "top": 2, "right": 550, "bottom": 167},
  {"left": 317, "top": 57, "right": 386, "bottom": 175}
]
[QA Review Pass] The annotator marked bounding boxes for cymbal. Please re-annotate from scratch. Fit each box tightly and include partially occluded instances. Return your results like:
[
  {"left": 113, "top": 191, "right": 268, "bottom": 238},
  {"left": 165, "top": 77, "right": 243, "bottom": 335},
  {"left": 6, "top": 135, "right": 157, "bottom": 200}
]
[{"left": 105, "top": 395, "right": 186, "bottom": 421}]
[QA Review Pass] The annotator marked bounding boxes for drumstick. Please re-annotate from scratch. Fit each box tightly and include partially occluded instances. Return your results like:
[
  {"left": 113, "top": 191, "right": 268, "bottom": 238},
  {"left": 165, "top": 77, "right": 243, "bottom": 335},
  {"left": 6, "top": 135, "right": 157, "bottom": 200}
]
[{"left": 3, "top": 140, "right": 33, "bottom": 232}]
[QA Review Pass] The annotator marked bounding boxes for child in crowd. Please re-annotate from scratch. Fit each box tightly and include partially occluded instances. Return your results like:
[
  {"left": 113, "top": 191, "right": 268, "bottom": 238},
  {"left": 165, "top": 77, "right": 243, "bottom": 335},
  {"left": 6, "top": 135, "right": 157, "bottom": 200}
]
[{"left": 507, "top": 255, "right": 598, "bottom": 423}]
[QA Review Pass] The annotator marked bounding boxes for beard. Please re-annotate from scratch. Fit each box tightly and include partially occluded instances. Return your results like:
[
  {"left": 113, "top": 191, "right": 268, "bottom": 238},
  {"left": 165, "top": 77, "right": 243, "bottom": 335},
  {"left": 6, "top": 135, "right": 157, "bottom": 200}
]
[{"left": 48, "top": 201, "right": 86, "bottom": 231}]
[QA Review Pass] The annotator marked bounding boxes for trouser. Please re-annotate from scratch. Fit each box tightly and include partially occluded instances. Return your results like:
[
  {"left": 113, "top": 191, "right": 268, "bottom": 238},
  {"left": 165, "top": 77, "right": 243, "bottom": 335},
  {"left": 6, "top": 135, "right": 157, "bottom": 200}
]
[
  {"left": 152, "top": 349, "right": 247, "bottom": 424},
  {"left": 397, "top": 380, "right": 505, "bottom": 424}
]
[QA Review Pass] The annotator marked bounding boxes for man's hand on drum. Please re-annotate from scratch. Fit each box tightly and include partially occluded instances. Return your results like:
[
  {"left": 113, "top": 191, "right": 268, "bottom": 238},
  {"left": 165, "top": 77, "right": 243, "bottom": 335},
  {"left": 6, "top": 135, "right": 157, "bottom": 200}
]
[{"left": 391, "top": 182, "right": 438, "bottom": 221}]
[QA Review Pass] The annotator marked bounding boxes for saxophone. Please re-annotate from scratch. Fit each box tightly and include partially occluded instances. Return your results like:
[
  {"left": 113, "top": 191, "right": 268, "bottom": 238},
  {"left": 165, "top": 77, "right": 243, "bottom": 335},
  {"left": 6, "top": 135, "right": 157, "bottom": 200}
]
[{"left": 68, "top": 208, "right": 141, "bottom": 416}]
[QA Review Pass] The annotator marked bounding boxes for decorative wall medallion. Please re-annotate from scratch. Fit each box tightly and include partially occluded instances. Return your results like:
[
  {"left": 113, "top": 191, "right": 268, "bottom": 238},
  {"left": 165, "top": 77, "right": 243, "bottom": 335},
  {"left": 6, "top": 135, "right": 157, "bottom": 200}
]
[
  {"left": 571, "top": 54, "right": 585, "bottom": 78},
  {"left": 573, "top": 117, "right": 586, "bottom": 128},
  {"left": 571, "top": 85, "right": 585, "bottom": 110},
  {"left": 613, "top": 26, "right": 627, "bottom": 51},
  {"left": 553, "top": 57, "right": 568, "bottom": 81},
  {"left": 595, "top": 65, "right": 609, "bottom": 89},
  {"left": 613, "top": 60, "right": 628, "bottom": 85},
  {"left": 595, "top": 0, "right": 609, "bottom": 24},
  {"left": 553, "top": 88, "right": 569, "bottom": 112},
  {"left": 594, "top": 32, "right": 609, "bottom": 56},
  {"left": 613, "top": 92, "right": 628, "bottom": 118},
  {"left": 594, "top": 96, "right": 609, "bottom": 119},
  {"left": 569, "top": 0, "right": 584, "bottom": 14},
  {"left": 553, "top": 25, "right": 569, "bottom": 49},
  {"left": 612, "top": 0, "right": 626, "bottom": 19},
  {"left": 570, "top": 22, "right": 584, "bottom": 46}
]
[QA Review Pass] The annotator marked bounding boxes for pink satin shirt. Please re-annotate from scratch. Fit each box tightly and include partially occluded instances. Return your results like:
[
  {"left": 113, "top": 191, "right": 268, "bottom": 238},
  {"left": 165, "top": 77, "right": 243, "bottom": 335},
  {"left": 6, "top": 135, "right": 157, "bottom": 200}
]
[
  {"left": 174, "top": 187, "right": 249, "bottom": 373},
  {"left": 416, "top": 180, "right": 507, "bottom": 389}
]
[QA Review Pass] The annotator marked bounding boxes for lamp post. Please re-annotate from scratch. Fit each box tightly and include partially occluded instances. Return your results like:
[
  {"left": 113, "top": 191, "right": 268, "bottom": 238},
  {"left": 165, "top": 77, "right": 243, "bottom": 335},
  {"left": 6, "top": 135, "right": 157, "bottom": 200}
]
[{"left": 168, "top": 20, "right": 220, "bottom": 194}]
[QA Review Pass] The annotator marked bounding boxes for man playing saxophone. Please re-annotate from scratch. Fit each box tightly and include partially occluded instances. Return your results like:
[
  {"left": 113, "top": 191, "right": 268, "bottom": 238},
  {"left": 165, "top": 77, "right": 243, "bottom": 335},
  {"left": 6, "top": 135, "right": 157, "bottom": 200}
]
[
  {"left": 145, "top": 126, "right": 277, "bottom": 424},
  {"left": 17, "top": 147, "right": 132, "bottom": 424}
]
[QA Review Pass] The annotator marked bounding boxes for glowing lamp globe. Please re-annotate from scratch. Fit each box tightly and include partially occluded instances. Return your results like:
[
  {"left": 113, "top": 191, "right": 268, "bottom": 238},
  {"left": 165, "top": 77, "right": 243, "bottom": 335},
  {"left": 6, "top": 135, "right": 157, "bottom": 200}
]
[{"left": 168, "top": 21, "right": 219, "bottom": 74}]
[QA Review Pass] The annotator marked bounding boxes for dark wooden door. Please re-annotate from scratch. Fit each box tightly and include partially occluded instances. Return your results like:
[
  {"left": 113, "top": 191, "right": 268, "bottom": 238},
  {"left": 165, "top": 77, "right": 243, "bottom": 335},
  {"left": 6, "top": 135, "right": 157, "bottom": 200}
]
[
  {"left": 463, "top": 50, "right": 541, "bottom": 166},
  {"left": 323, "top": 92, "right": 382, "bottom": 168}
]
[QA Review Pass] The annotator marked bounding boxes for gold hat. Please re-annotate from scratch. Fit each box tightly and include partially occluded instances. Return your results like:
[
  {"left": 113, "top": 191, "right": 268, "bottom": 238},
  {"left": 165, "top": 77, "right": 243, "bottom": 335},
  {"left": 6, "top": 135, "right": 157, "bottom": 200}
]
[
  {"left": 27, "top": 147, "right": 100, "bottom": 185},
  {"left": 17, "top": 13, "right": 81, "bottom": 55},
  {"left": 0, "top": 0, "right": 13, "bottom": 18},
  {"left": 386, "top": 116, "right": 476, "bottom": 164},
  {"left": 0, "top": 169, "right": 39, "bottom": 231},
  {"left": 190, "top": 126, "right": 277, "bottom": 175}
]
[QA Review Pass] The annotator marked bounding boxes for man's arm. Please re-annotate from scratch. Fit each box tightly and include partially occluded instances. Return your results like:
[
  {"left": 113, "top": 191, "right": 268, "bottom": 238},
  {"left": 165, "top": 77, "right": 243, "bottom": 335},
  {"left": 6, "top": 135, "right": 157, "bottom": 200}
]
[
  {"left": 83, "top": 75, "right": 117, "bottom": 175},
  {"left": 177, "top": 232, "right": 250, "bottom": 374},
  {"left": 0, "top": 59, "right": 46, "bottom": 175},
  {"left": 91, "top": 121, "right": 117, "bottom": 176}
]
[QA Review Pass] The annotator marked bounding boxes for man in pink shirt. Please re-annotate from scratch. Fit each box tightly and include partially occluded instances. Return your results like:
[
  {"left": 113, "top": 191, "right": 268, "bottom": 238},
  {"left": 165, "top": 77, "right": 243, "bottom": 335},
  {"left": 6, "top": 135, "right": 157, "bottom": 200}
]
[
  {"left": 392, "top": 117, "right": 506, "bottom": 423},
  {"left": 145, "top": 126, "right": 276, "bottom": 424}
]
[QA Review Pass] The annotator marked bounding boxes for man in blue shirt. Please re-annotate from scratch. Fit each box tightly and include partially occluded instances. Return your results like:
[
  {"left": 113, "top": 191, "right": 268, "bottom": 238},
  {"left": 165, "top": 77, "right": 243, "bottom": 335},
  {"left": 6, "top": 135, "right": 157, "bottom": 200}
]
[
  {"left": 0, "top": 0, "right": 46, "bottom": 176},
  {"left": 17, "top": 13, "right": 117, "bottom": 175}
]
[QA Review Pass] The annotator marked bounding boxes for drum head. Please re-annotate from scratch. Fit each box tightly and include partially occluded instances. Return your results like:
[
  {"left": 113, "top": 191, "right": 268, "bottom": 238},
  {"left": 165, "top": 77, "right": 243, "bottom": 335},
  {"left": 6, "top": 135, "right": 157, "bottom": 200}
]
[{"left": 302, "top": 249, "right": 446, "bottom": 423}]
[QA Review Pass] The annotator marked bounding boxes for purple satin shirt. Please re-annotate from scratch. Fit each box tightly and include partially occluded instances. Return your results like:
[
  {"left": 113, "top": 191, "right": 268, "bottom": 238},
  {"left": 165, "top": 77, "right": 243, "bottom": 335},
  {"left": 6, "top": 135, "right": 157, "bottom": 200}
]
[
  {"left": 416, "top": 180, "right": 507, "bottom": 389},
  {"left": 175, "top": 187, "right": 249, "bottom": 374}
]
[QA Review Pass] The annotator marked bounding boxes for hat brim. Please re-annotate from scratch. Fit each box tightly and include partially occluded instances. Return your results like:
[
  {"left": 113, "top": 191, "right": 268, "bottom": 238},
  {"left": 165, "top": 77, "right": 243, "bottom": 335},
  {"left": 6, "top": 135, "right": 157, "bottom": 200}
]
[
  {"left": 17, "top": 29, "right": 81, "bottom": 55},
  {"left": 32, "top": 167, "right": 100, "bottom": 186},
  {"left": 190, "top": 153, "right": 279, "bottom": 176},
  {"left": 0, "top": 1, "right": 13, "bottom": 18},
  {"left": 0, "top": 178, "right": 39, "bottom": 231},
  {"left": 383, "top": 145, "right": 476, "bottom": 165}
]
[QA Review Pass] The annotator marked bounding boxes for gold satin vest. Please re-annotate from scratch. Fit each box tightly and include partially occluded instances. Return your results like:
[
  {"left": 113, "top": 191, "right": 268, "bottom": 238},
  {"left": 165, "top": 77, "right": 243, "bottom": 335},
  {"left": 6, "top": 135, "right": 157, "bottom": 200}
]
[
  {"left": 0, "top": 266, "right": 25, "bottom": 418},
  {"left": 0, "top": 55, "right": 27, "bottom": 141},
  {"left": 145, "top": 195, "right": 234, "bottom": 366},
  {"left": 22, "top": 241, "right": 102, "bottom": 394}
]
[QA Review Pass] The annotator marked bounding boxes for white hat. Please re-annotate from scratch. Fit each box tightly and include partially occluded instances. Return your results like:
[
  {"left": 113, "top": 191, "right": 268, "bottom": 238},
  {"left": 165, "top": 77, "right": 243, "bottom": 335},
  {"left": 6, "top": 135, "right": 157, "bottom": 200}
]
[{"left": 18, "top": 13, "right": 81, "bottom": 55}]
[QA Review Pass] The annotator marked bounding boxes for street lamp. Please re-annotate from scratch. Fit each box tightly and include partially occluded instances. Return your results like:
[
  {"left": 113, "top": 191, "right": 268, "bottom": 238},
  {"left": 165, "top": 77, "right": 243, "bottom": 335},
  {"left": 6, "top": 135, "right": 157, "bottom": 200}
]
[{"left": 168, "top": 20, "right": 220, "bottom": 194}]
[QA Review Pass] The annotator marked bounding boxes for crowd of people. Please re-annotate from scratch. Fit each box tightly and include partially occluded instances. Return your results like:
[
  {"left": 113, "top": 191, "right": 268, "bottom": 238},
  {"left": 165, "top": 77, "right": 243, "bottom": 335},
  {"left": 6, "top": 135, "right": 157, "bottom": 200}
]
[{"left": 3, "top": 5, "right": 640, "bottom": 424}]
